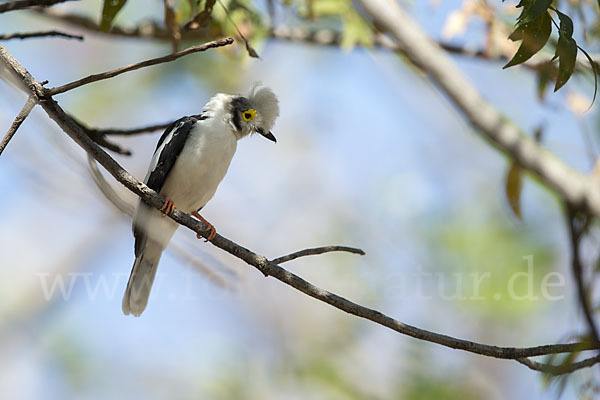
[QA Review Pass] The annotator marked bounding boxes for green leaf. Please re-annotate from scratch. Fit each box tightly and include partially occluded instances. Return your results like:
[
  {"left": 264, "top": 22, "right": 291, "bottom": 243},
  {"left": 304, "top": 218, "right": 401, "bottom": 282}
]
[
  {"left": 504, "top": 11, "right": 551, "bottom": 69},
  {"left": 505, "top": 162, "right": 523, "bottom": 220},
  {"left": 553, "top": 34, "right": 577, "bottom": 92},
  {"left": 552, "top": 10, "right": 577, "bottom": 92},
  {"left": 518, "top": 0, "right": 552, "bottom": 24},
  {"left": 100, "top": 0, "right": 127, "bottom": 32},
  {"left": 508, "top": 26, "right": 524, "bottom": 41},
  {"left": 555, "top": 9, "right": 574, "bottom": 38}
]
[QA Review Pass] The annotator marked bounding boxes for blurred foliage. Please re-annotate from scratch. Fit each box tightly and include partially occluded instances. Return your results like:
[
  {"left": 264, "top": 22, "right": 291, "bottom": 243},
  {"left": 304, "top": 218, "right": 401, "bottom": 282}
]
[
  {"left": 425, "top": 212, "right": 556, "bottom": 317},
  {"left": 401, "top": 374, "right": 483, "bottom": 400},
  {"left": 300, "top": 0, "right": 374, "bottom": 48},
  {"left": 46, "top": 331, "right": 92, "bottom": 391},
  {"left": 203, "top": 333, "right": 489, "bottom": 400}
]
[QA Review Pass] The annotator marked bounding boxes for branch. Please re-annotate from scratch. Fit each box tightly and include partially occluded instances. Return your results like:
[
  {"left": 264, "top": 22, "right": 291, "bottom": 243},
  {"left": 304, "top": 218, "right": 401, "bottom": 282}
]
[
  {"left": 45, "top": 38, "right": 234, "bottom": 96},
  {"left": 271, "top": 246, "right": 365, "bottom": 265},
  {"left": 0, "top": 30, "right": 83, "bottom": 40},
  {"left": 356, "top": 0, "right": 600, "bottom": 219},
  {"left": 517, "top": 355, "right": 600, "bottom": 375},
  {"left": 0, "top": 0, "right": 75, "bottom": 13},
  {"left": 1, "top": 44, "right": 597, "bottom": 366},
  {"left": 567, "top": 206, "right": 600, "bottom": 347},
  {"left": 0, "top": 95, "right": 36, "bottom": 156}
]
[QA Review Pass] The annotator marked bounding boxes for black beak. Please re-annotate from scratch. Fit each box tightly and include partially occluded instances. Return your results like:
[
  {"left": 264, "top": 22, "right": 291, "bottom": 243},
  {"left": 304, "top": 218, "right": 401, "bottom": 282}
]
[{"left": 256, "top": 127, "right": 277, "bottom": 143}]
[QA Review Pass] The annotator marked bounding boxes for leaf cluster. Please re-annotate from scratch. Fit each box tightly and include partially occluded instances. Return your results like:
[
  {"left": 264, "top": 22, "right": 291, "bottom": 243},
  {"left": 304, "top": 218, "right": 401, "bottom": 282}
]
[{"left": 503, "top": 0, "right": 597, "bottom": 102}]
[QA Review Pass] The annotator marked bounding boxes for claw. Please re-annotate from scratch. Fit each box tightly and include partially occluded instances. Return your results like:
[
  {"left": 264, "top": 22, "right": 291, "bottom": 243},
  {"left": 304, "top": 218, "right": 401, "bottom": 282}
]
[
  {"left": 191, "top": 211, "right": 216, "bottom": 242},
  {"left": 160, "top": 198, "right": 175, "bottom": 216}
]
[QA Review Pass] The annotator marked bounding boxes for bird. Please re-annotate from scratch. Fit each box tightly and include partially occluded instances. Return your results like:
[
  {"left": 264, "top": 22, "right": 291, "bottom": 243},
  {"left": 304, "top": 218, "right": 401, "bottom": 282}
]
[{"left": 122, "top": 83, "right": 280, "bottom": 316}]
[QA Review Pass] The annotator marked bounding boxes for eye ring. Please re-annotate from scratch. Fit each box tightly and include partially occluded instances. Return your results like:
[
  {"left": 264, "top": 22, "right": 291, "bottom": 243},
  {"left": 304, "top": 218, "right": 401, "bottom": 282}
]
[{"left": 242, "top": 108, "right": 257, "bottom": 122}]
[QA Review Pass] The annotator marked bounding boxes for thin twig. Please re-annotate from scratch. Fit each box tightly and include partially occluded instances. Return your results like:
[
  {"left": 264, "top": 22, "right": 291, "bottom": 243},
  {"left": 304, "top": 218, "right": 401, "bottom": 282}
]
[
  {"left": 46, "top": 38, "right": 234, "bottom": 96},
  {"left": 217, "top": 0, "right": 259, "bottom": 58},
  {"left": 566, "top": 206, "right": 600, "bottom": 347},
  {"left": 271, "top": 246, "right": 365, "bottom": 265},
  {"left": 73, "top": 115, "right": 197, "bottom": 151},
  {"left": 0, "top": 30, "right": 83, "bottom": 40},
  {"left": 517, "top": 355, "right": 600, "bottom": 375},
  {"left": 0, "top": 96, "right": 36, "bottom": 156},
  {"left": 88, "top": 122, "right": 170, "bottom": 136},
  {"left": 0, "top": 0, "right": 75, "bottom": 13},
  {"left": 76, "top": 115, "right": 204, "bottom": 137},
  {"left": 1, "top": 43, "right": 599, "bottom": 369}
]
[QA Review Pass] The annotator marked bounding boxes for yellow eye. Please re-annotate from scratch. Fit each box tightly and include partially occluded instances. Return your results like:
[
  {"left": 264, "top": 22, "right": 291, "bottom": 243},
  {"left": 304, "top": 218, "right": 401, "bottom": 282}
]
[{"left": 242, "top": 109, "right": 257, "bottom": 122}]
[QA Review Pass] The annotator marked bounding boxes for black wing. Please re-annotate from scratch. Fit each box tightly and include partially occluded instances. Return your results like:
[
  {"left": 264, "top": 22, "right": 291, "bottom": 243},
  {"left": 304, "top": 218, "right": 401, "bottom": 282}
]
[
  {"left": 147, "top": 116, "right": 199, "bottom": 192},
  {"left": 133, "top": 115, "right": 204, "bottom": 256}
]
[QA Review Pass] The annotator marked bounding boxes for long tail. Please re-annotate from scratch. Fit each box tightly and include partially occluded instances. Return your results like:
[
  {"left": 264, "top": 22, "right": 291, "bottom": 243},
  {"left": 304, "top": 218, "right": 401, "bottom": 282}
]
[{"left": 122, "top": 244, "right": 162, "bottom": 316}]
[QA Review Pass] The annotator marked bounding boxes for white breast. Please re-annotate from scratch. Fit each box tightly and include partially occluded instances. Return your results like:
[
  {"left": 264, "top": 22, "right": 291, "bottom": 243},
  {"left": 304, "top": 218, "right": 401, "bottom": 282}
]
[{"left": 159, "top": 118, "right": 237, "bottom": 213}]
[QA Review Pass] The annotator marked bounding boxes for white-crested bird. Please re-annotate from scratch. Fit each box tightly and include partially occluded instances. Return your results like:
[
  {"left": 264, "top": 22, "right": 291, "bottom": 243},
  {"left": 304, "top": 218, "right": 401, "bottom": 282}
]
[{"left": 122, "top": 84, "right": 280, "bottom": 316}]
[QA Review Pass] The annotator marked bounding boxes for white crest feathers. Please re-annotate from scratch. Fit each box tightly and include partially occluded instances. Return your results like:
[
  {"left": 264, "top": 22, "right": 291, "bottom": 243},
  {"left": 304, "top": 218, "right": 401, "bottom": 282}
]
[{"left": 248, "top": 82, "right": 279, "bottom": 132}]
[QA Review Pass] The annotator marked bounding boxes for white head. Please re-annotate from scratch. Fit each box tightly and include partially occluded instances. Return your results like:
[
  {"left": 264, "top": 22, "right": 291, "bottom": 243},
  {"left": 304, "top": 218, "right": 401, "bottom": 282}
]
[{"left": 223, "top": 83, "right": 280, "bottom": 142}]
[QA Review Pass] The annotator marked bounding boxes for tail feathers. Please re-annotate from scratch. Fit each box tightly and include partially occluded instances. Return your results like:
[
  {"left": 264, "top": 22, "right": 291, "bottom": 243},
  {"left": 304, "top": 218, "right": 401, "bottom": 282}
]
[{"left": 122, "top": 247, "right": 162, "bottom": 317}]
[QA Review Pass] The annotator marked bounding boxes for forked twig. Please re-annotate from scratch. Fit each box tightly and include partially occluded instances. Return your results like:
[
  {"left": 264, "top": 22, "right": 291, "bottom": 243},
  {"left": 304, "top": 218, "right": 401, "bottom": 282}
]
[
  {"left": 0, "top": 96, "right": 36, "bottom": 156},
  {"left": 0, "top": 30, "right": 83, "bottom": 40},
  {"left": 271, "top": 246, "right": 365, "bottom": 265}
]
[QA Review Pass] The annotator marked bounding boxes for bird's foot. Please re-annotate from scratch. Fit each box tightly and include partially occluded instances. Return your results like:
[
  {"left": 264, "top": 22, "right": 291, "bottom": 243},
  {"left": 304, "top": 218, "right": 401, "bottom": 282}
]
[
  {"left": 160, "top": 198, "right": 175, "bottom": 216},
  {"left": 191, "top": 211, "right": 216, "bottom": 242}
]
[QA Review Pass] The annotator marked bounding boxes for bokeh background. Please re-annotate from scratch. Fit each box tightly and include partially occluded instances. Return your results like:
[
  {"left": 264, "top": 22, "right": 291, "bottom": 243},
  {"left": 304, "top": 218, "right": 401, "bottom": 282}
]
[{"left": 1, "top": 0, "right": 599, "bottom": 399}]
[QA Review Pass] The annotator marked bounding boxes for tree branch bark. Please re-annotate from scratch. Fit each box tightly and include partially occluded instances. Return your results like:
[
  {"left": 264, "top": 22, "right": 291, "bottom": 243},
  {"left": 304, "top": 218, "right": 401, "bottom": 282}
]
[{"left": 1, "top": 43, "right": 598, "bottom": 368}]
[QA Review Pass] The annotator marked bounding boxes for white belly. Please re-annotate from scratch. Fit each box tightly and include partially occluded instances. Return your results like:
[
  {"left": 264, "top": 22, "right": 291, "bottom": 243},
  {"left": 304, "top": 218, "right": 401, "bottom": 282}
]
[{"left": 160, "top": 121, "right": 237, "bottom": 213}]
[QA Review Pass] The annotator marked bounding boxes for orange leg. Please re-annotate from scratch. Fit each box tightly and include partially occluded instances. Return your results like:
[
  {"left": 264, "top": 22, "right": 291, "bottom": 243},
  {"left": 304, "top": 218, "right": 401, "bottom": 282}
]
[
  {"left": 160, "top": 198, "right": 175, "bottom": 216},
  {"left": 191, "top": 211, "right": 216, "bottom": 242}
]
